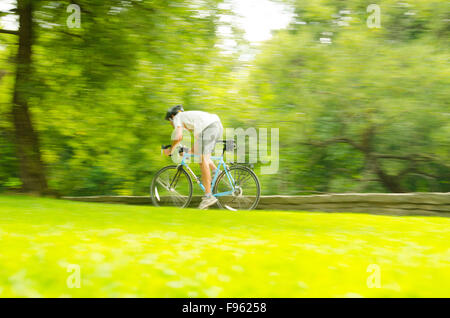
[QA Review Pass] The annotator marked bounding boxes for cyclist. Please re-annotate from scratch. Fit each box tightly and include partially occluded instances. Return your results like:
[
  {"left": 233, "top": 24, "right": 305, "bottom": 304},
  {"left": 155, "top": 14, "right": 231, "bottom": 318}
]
[{"left": 163, "top": 105, "right": 223, "bottom": 209}]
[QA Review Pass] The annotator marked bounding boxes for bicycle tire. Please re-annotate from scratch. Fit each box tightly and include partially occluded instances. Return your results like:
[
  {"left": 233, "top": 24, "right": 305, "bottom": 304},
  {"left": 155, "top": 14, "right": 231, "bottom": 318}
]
[
  {"left": 213, "top": 164, "right": 261, "bottom": 211},
  {"left": 150, "top": 165, "right": 193, "bottom": 208}
]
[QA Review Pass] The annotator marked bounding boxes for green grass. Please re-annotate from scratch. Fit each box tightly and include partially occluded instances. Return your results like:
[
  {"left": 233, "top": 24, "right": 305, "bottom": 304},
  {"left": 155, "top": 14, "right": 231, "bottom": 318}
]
[{"left": 0, "top": 195, "right": 449, "bottom": 298}]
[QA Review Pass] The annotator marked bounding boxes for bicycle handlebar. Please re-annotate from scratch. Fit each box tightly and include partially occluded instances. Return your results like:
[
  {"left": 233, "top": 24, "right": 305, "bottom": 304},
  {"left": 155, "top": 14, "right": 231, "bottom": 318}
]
[{"left": 161, "top": 145, "right": 189, "bottom": 157}]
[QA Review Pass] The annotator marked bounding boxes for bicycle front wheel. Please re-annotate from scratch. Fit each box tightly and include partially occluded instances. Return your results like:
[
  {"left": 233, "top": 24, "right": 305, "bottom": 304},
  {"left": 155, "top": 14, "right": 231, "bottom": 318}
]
[
  {"left": 213, "top": 165, "right": 260, "bottom": 211},
  {"left": 151, "top": 165, "right": 193, "bottom": 208}
]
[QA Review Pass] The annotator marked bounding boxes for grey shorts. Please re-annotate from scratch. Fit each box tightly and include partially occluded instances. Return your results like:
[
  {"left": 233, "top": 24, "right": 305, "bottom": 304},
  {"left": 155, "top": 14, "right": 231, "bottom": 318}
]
[{"left": 197, "top": 121, "right": 223, "bottom": 155}]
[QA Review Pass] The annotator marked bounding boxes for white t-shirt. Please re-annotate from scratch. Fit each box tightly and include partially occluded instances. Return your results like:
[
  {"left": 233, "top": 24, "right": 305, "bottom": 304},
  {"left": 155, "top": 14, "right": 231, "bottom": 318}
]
[{"left": 172, "top": 111, "right": 220, "bottom": 135}]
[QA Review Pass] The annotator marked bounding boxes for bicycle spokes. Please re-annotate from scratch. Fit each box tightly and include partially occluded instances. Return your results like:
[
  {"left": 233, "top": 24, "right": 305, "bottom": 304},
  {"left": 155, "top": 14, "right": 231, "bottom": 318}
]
[
  {"left": 213, "top": 165, "right": 260, "bottom": 211},
  {"left": 151, "top": 166, "right": 193, "bottom": 208}
]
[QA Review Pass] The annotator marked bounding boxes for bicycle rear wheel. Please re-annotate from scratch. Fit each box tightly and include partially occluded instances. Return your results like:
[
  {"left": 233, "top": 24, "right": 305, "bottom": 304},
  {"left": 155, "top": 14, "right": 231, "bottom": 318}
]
[
  {"left": 213, "top": 165, "right": 260, "bottom": 211},
  {"left": 151, "top": 165, "right": 193, "bottom": 208}
]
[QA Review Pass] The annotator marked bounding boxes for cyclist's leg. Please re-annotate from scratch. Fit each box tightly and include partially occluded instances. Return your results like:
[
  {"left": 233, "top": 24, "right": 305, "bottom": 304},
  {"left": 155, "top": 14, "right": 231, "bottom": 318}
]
[
  {"left": 199, "top": 154, "right": 218, "bottom": 209},
  {"left": 198, "top": 122, "right": 222, "bottom": 209},
  {"left": 193, "top": 138, "right": 216, "bottom": 175},
  {"left": 208, "top": 158, "right": 217, "bottom": 172},
  {"left": 199, "top": 125, "right": 217, "bottom": 196},
  {"left": 209, "top": 122, "right": 223, "bottom": 175},
  {"left": 200, "top": 154, "right": 212, "bottom": 194}
]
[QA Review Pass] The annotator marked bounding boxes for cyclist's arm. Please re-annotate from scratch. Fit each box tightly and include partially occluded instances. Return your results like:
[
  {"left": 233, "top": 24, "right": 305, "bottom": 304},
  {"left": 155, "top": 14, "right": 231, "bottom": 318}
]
[{"left": 168, "top": 126, "right": 183, "bottom": 155}]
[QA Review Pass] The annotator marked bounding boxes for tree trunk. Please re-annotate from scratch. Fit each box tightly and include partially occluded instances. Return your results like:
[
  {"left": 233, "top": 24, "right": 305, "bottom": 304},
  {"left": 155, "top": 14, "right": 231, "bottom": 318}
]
[
  {"left": 11, "top": 0, "right": 48, "bottom": 194},
  {"left": 368, "top": 156, "right": 405, "bottom": 193},
  {"left": 361, "top": 124, "right": 405, "bottom": 193}
]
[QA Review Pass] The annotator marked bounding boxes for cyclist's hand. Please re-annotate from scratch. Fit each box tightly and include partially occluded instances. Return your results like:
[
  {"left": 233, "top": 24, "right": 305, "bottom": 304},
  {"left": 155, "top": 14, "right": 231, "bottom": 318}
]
[{"left": 163, "top": 147, "right": 172, "bottom": 157}]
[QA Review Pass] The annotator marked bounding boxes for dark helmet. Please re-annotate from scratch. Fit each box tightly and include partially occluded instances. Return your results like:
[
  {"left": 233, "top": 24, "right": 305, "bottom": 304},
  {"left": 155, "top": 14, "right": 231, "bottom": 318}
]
[{"left": 165, "top": 105, "right": 184, "bottom": 121}]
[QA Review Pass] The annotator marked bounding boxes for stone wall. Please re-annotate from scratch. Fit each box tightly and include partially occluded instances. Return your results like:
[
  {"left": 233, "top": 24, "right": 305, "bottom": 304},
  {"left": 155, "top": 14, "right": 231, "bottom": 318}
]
[
  {"left": 256, "top": 193, "right": 449, "bottom": 216},
  {"left": 63, "top": 193, "right": 449, "bottom": 217}
]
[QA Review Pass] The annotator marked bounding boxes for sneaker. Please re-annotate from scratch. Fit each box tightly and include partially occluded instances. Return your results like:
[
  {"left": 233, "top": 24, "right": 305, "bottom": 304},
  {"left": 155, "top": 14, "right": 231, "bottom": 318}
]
[{"left": 198, "top": 194, "right": 218, "bottom": 210}]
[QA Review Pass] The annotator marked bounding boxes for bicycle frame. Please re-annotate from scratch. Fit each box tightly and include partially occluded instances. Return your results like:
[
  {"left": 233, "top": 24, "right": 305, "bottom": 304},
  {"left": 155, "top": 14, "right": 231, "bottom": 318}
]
[{"left": 179, "top": 153, "right": 236, "bottom": 198}]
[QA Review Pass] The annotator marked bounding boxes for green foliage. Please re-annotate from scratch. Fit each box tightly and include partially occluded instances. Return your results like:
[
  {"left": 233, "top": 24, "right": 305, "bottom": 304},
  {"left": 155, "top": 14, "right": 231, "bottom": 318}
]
[
  {"left": 246, "top": 0, "right": 450, "bottom": 193},
  {"left": 1, "top": 0, "right": 237, "bottom": 195},
  {"left": 0, "top": 42, "right": 18, "bottom": 191},
  {"left": 0, "top": 0, "right": 448, "bottom": 195}
]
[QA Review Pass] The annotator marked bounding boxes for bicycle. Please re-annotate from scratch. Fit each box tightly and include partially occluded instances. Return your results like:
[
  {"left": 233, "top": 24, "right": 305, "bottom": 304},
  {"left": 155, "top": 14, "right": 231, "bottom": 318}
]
[{"left": 150, "top": 140, "right": 261, "bottom": 210}]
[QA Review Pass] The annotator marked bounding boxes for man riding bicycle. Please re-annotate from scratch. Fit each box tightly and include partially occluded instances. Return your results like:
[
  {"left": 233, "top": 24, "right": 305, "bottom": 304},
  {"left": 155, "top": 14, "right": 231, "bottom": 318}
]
[{"left": 163, "top": 105, "right": 223, "bottom": 209}]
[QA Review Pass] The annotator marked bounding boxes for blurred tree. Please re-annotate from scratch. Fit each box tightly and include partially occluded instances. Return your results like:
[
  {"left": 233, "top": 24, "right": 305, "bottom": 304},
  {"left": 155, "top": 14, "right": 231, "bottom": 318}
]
[
  {"left": 1, "top": 0, "right": 234, "bottom": 195},
  {"left": 248, "top": 0, "right": 450, "bottom": 193},
  {"left": 0, "top": 0, "right": 448, "bottom": 196},
  {"left": 1, "top": 0, "right": 48, "bottom": 194}
]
